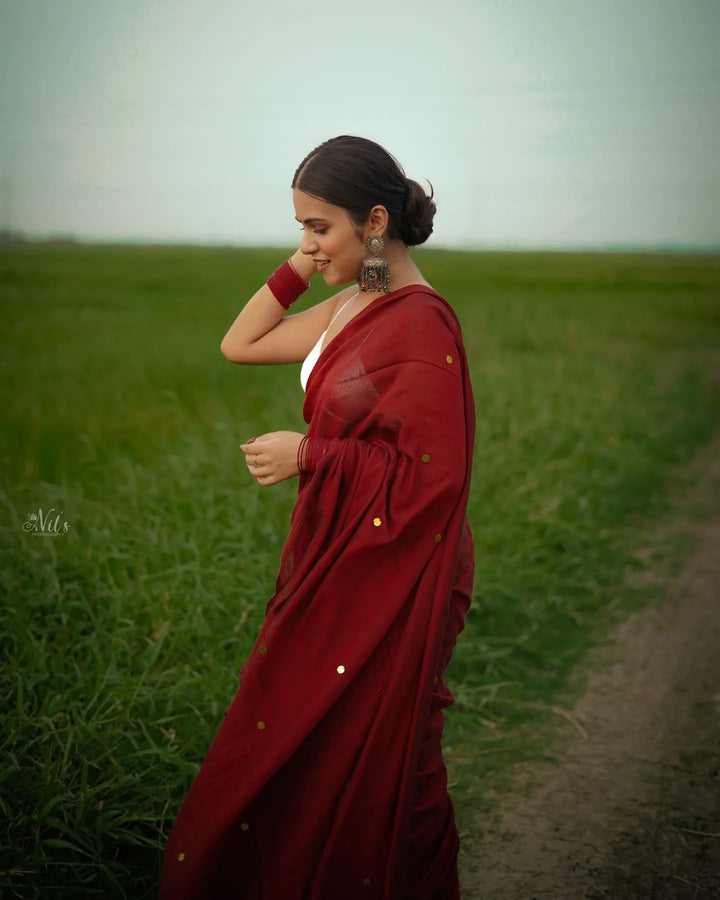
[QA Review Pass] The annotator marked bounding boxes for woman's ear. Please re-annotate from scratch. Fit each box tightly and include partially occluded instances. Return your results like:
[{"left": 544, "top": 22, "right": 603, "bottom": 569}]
[{"left": 367, "top": 205, "right": 389, "bottom": 235}]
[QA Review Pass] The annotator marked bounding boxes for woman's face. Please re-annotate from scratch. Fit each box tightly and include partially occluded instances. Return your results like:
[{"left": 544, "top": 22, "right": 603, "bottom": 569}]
[{"left": 293, "top": 189, "right": 366, "bottom": 287}]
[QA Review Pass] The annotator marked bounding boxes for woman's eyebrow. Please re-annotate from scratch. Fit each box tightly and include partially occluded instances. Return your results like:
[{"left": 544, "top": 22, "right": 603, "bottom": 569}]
[{"left": 295, "top": 217, "right": 328, "bottom": 224}]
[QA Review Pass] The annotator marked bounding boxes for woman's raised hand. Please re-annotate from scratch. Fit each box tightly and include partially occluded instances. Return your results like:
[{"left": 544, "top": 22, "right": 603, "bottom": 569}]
[
  {"left": 289, "top": 247, "right": 317, "bottom": 284},
  {"left": 239, "top": 431, "right": 305, "bottom": 486}
]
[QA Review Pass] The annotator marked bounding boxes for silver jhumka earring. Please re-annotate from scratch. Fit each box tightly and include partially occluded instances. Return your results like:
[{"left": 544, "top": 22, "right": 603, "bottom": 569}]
[{"left": 360, "top": 234, "right": 391, "bottom": 293}]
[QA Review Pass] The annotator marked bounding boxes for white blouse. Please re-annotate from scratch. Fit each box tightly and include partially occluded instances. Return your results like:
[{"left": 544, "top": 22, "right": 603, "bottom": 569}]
[
  {"left": 300, "top": 293, "right": 358, "bottom": 392},
  {"left": 300, "top": 330, "right": 327, "bottom": 392}
]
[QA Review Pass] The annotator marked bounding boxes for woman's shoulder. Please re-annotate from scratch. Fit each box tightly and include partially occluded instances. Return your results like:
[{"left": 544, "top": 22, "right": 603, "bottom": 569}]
[
  {"left": 390, "top": 283, "right": 462, "bottom": 336},
  {"left": 329, "top": 283, "right": 362, "bottom": 313}
]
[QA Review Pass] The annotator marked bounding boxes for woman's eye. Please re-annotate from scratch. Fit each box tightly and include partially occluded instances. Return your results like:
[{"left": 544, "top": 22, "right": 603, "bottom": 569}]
[{"left": 298, "top": 225, "right": 328, "bottom": 235}]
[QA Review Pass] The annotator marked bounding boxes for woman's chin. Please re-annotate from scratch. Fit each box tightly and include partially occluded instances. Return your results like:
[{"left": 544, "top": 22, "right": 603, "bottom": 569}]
[{"left": 324, "top": 269, "right": 359, "bottom": 288}]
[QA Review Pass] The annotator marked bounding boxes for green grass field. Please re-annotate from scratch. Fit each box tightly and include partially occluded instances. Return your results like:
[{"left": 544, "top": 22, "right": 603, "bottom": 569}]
[{"left": 2, "top": 242, "right": 719, "bottom": 897}]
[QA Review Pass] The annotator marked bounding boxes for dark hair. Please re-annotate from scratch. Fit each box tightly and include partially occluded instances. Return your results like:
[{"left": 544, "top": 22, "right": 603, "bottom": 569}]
[{"left": 291, "top": 135, "right": 436, "bottom": 247}]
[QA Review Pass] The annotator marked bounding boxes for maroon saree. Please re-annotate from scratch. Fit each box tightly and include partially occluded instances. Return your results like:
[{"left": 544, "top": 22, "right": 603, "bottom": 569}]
[{"left": 160, "top": 285, "right": 476, "bottom": 899}]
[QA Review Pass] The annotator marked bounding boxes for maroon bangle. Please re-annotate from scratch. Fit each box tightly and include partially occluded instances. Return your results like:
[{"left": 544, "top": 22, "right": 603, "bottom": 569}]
[
  {"left": 297, "top": 435, "right": 310, "bottom": 474},
  {"left": 267, "top": 260, "right": 309, "bottom": 310},
  {"left": 298, "top": 436, "right": 331, "bottom": 473}
]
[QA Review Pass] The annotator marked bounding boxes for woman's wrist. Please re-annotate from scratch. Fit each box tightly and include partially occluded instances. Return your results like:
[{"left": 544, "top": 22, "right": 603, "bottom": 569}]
[
  {"left": 267, "top": 259, "right": 309, "bottom": 310},
  {"left": 297, "top": 436, "right": 332, "bottom": 473},
  {"left": 297, "top": 435, "right": 310, "bottom": 474}
]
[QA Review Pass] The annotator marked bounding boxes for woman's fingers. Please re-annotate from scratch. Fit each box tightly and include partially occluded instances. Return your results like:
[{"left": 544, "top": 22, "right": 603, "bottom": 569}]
[
  {"left": 246, "top": 451, "right": 276, "bottom": 479},
  {"left": 238, "top": 435, "right": 279, "bottom": 486},
  {"left": 241, "top": 434, "right": 278, "bottom": 466},
  {"left": 240, "top": 433, "right": 272, "bottom": 456},
  {"left": 254, "top": 468, "right": 279, "bottom": 486},
  {"left": 239, "top": 431, "right": 302, "bottom": 487}
]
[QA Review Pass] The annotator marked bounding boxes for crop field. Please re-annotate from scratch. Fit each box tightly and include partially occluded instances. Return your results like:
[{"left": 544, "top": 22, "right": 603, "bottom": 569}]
[{"left": 1, "top": 242, "right": 719, "bottom": 897}]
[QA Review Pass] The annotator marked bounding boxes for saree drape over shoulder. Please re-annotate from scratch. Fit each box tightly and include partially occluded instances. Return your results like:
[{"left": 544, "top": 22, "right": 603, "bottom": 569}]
[{"left": 160, "top": 285, "right": 476, "bottom": 900}]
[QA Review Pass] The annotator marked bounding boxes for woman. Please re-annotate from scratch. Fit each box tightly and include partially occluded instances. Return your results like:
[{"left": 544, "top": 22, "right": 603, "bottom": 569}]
[{"left": 160, "top": 136, "right": 476, "bottom": 899}]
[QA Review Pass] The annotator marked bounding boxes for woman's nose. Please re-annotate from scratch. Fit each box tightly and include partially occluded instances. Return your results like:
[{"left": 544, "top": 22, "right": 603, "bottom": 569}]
[{"left": 300, "top": 231, "right": 318, "bottom": 255}]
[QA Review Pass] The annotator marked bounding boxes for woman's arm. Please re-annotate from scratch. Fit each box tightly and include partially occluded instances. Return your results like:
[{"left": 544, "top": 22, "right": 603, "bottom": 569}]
[{"left": 220, "top": 249, "right": 352, "bottom": 365}]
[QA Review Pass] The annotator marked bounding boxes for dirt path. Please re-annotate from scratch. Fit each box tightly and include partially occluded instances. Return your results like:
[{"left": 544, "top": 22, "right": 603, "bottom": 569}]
[{"left": 459, "top": 435, "right": 720, "bottom": 899}]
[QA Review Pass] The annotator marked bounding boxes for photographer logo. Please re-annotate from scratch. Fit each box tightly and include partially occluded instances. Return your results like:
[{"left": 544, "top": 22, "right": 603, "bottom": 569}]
[{"left": 23, "top": 508, "right": 70, "bottom": 537}]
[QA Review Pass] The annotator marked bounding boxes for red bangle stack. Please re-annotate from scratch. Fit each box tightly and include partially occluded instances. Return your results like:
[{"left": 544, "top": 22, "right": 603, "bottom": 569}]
[
  {"left": 267, "top": 260, "right": 309, "bottom": 310},
  {"left": 296, "top": 436, "right": 331, "bottom": 474},
  {"left": 297, "top": 435, "right": 310, "bottom": 474}
]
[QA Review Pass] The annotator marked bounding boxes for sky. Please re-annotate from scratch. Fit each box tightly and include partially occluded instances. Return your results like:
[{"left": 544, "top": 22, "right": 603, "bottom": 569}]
[{"left": 1, "top": 0, "right": 719, "bottom": 250}]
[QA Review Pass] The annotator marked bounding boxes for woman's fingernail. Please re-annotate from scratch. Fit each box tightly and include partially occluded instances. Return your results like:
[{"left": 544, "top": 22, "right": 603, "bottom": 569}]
[{"left": 247, "top": 437, "right": 256, "bottom": 444}]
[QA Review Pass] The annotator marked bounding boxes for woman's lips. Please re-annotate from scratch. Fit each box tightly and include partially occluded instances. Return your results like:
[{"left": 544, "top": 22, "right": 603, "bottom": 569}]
[{"left": 314, "top": 259, "right": 330, "bottom": 272}]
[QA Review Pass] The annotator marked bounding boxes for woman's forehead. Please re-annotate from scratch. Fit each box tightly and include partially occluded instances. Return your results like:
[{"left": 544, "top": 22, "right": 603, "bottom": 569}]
[{"left": 292, "top": 189, "right": 345, "bottom": 221}]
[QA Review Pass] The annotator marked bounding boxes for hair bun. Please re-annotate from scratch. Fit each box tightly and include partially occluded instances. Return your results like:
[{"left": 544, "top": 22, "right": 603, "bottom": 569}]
[
  {"left": 401, "top": 179, "right": 436, "bottom": 246},
  {"left": 292, "top": 136, "right": 436, "bottom": 247}
]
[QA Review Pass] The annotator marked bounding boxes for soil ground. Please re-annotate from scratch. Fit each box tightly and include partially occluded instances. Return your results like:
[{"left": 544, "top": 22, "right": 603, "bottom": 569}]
[{"left": 459, "top": 434, "right": 720, "bottom": 899}]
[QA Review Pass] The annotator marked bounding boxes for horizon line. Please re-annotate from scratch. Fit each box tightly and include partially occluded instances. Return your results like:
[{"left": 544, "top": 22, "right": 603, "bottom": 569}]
[{"left": 1, "top": 230, "right": 719, "bottom": 256}]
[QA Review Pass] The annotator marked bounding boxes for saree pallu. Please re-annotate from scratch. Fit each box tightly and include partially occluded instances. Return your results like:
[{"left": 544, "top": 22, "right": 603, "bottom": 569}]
[{"left": 160, "top": 285, "right": 476, "bottom": 899}]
